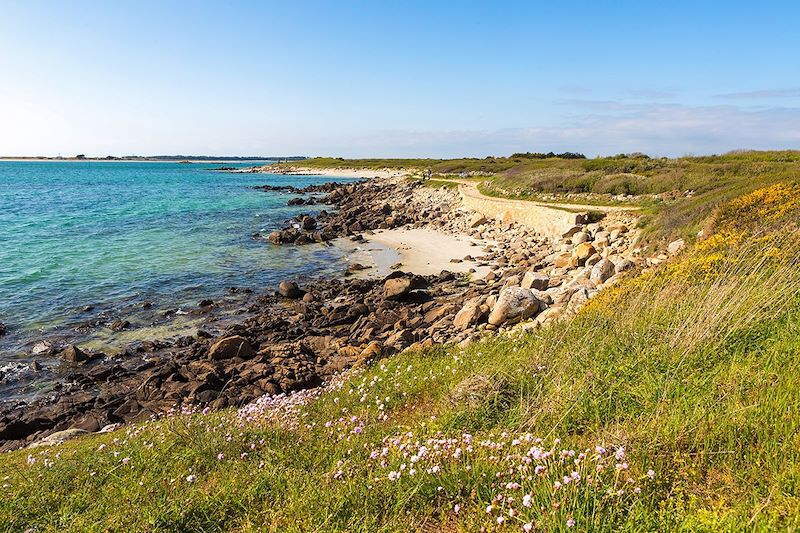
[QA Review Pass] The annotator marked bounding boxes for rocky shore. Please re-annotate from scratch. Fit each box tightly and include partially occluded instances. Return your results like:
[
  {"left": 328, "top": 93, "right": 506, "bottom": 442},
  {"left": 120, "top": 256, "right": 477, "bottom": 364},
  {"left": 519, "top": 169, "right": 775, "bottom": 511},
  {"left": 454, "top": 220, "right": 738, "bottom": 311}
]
[{"left": 0, "top": 177, "right": 642, "bottom": 451}]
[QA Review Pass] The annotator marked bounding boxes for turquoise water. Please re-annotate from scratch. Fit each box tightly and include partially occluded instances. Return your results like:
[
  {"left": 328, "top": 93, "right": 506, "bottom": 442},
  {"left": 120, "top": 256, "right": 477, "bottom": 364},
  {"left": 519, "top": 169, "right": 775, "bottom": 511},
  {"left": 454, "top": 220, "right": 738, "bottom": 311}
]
[{"left": 0, "top": 161, "right": 352, "bottom": 372}]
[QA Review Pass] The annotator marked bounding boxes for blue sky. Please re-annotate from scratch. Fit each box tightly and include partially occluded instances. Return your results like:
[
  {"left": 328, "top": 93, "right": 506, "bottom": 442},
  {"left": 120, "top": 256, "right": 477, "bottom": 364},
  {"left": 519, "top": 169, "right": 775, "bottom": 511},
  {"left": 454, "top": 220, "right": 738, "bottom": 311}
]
[{"left": 1, "top": 0, "right": 798, "bottom": 157}]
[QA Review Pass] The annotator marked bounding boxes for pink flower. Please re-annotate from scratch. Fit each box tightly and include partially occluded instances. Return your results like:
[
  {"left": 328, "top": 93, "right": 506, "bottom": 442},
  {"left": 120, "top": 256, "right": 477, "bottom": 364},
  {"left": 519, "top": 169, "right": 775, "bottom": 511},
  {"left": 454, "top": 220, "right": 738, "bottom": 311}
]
[
  {"left": 217, "top": 453, "right": 224, "bottom": 461},
  {"left": 567, "top": 518, "right": 576, "bottom": 528},
  {"left": 453, "top": 504, "right": 460, "bottom": 514},
  {"left": 647, "top": 469, "right": 656, "bottom": 480},
  {"left": 186, "top": 474, "right": 197, "bottom": 483},
  {"left": 121, "top": 457, "right": 130, "bottom": 465},
  {"left": 522, "top": 494, "right": 532, "bottom": 507},
  {"left": 523, "top": 523, "right": 533, "bottom": 532}
]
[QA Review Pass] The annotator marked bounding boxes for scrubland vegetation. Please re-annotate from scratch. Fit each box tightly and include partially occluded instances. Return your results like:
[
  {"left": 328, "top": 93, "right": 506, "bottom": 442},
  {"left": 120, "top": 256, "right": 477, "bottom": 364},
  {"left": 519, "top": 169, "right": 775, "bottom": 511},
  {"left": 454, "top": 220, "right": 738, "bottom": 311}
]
[{"left": 2, "top": 155, "right": 800, "bottom": 531}]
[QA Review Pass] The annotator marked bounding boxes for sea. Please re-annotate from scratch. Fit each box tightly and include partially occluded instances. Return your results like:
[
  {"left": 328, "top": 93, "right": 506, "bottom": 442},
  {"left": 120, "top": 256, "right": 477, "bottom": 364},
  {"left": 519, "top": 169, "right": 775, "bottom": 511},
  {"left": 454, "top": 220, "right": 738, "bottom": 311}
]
[{"left": 0, "top": 160, "right": 356, "bottom": 403}]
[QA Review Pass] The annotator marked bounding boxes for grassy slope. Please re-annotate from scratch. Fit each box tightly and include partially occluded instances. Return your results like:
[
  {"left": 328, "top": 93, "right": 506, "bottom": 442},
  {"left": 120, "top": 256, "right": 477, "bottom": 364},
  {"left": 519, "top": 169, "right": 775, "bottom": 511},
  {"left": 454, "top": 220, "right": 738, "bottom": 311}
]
[{"left": 2, "top": 176, "right": 800, "bottom": 531}]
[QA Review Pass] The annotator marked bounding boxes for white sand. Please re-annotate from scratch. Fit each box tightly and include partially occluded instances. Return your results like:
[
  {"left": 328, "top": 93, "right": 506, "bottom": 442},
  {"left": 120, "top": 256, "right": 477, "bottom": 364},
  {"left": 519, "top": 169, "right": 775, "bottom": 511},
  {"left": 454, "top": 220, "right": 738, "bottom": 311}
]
[
  {"left": 335, "top": 227, "right": 494, "bottom": 278},
  {"left": 266, "top": 166, "right": 409, "bottom": 180}
]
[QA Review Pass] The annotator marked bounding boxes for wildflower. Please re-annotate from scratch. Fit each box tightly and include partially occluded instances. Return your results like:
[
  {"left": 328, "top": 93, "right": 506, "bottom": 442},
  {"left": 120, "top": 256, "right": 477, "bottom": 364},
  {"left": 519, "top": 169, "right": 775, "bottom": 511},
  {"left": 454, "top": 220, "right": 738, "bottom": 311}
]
[
  {"left": 497, "top": 516, "right": 504, "bottom": 524},
  {"left": 634, "top": 487, "right": 642, "bottom": 494},
  {"left": 453, "top": 504, "right": 460, "bottom": 514},
  {"left": 26, "top": 455, "right": 36, "bottom": 466},
  {"left": 566, "top": 518, "right": 576, "bottom": 528},
  {"left": 186, "top": 474, "right": 197, "bottom": 483},
  {"left": 523, "top": 523, "right": 533, "bottom": 532},
  {"left": 647, "top": 469, "right": 656, "bottom": 480},
  {"left": 486, "top": 504, "right": 494, "bottom": 514},
  {"left": 121, "top": 457, "right": 130, "bottom": 465},
  {"left": 217, "top": 453, "right": 224, "bottom": 461},
  {"left": 522, "top": 494, "right": 532, "bottom": 507}
]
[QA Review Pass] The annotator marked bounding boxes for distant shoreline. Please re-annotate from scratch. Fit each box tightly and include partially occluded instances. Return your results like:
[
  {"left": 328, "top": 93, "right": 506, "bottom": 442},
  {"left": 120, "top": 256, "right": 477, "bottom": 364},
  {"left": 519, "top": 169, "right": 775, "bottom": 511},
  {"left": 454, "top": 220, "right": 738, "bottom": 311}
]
[{"left": 0, "top": 157, "right": 305, "bottom": 164}]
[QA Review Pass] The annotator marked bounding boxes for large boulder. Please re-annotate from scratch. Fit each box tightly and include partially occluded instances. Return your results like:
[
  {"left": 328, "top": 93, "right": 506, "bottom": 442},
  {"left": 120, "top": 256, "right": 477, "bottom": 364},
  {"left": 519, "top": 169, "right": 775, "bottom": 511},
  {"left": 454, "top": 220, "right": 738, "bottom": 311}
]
[
  {"left": 521, "top": 271, "right": 549, "bottom": 291},
  {"left": 488, "top": 287, "right": 544, "bottom": 326},
  {"left": 590, "top": 258, "right": 615, "bottom": 284},
  {"left": 208, "top": 335, "right": 256, "bottom": 360},
  {"left": 383, "top": 275, "right": 428, "bottom": 300},
  {"left": 278, "top": 281, "right": 303, "bottom": 299}
]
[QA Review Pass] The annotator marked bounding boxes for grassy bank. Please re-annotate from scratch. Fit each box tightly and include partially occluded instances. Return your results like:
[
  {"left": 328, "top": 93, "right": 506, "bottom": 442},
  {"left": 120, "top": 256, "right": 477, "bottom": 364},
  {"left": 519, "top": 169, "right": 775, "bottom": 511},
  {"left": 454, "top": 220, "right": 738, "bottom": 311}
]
[
  {"left": 294, "top": 151, "right": 800, "bottom": 249},
  {"left": 2, "top": 179, "right": 799, "bottom": 530}
]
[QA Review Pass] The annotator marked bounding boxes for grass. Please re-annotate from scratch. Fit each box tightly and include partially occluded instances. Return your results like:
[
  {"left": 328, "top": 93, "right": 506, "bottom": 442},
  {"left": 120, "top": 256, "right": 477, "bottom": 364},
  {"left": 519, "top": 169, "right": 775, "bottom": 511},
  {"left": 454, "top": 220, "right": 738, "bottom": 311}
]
[
  {"left": 2, "top": 180, "right": 800, "bottom": 531},
  {"left": 292, "top": 150, "right": 800, "bottom": 250}
]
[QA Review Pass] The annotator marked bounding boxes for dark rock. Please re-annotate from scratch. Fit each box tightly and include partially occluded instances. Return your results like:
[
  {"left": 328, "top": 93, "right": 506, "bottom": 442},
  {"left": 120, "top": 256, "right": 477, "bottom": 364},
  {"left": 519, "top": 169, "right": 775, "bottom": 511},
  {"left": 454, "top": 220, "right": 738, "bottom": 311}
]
[
  {"left": 60, "top": 344, "right": 91, "bottom": 363},
  {"left": 110, "top": 319, "right": 130, "bottom": 332},
  {"left": 208, "top": 335, "right": 256, "bottom": 360},
  {"left": 278, "top": 281, "right": 304, "bottom": 299},
  {"left": 199, "top": 299, "right": 214, "bottom": 307}
]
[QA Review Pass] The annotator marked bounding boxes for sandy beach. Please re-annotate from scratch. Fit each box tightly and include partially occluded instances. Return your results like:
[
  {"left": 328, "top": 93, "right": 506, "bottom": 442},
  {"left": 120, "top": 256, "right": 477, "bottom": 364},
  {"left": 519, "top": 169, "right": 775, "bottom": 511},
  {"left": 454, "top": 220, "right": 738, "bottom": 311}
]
[
  {"left": 257, "top": 165, "right": 409, "bottom": 180},
  {"left": 335, "top": 227, "right": 493, "bottom": 278}
]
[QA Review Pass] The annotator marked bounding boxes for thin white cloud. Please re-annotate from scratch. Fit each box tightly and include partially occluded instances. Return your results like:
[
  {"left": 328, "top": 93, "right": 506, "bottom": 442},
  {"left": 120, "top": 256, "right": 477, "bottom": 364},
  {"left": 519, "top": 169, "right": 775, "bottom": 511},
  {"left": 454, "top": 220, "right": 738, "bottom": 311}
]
[
  {"left": 333, "top": 103, "right": 800, "bottom": 158},
  {"left": 714, "top": 88, "right": 800, "bottom": 99}
]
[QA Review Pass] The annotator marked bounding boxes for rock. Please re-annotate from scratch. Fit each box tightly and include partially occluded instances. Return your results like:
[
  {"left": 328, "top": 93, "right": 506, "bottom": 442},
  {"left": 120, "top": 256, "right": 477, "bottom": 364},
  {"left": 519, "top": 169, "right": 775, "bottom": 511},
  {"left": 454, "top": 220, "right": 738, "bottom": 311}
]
[
  {"left": 0, "top": 322, "right": 5, "bottom": 336},
  {"left": 614, "top": 258, "right": 635, "bottom": 273},
  {"left": 667, "top": 239, "right": 686, "bottom": 255},
  {"left": 199, "top": 299, "right": 214, "bottom": 307},
  {"left": 488, "top": 287, "right": 543, "bottom": 326},
  {"left": 562, "top": 225, "right": 583, "bottom": 238},
  {"left": 31, "top": 341, "right": 55, "bottom": 356},
  {"left": 60, "top": 344, "right": 91, "bottom": 363},
  {"left": 566, "top": 287, "right": 590, "bottom": 315},
  {"left": 110, "top": 319, "right": 130, "bottom": 332},
  {"left": 469, "top": 213, "right": 487, "bottom": 228},
  {"left": 28, "top": 428, "right": 89, "bottom": 448},
  {"left": 572, "top": 242, "right": 596, "bottom": 266},
  {"left": 521, "top": 271, "right": 549, "bottom": 291},
  {"left": 208, "top": 335, "right": 256, "bottom": 360},
  {"left": 278, "top": 281, "right": 303, "bottom": 299},
  {"left": 590, "top": 258, "right": 615, "bottom": 284},
  {"left": 383, "top": 275, "right": 428, "bottom": 300},
  {"left": 453, "top": 299, "right": 485, "bottom": 329},
  {"left": 301, "top": 216, "right": 317, "bottom": 230},
  {"left": 571, "top": 232, "right": 590, "bottom": 245}
]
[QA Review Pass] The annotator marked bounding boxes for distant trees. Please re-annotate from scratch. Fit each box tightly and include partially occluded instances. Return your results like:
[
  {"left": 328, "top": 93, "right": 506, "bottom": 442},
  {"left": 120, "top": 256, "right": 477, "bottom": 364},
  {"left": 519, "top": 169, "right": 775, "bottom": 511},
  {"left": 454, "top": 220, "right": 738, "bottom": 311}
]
[
  {"left": 509, "top": 151, "right": 586, "bottom": 160},
  {"left": 75, "top": 154, "right": 86, "bottom": 159}
]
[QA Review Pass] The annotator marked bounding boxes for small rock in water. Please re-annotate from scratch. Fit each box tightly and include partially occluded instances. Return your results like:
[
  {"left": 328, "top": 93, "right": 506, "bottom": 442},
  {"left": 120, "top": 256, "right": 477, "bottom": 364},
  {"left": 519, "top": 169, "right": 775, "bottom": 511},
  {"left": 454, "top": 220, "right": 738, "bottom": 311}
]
[
  {"left": 0, "top": 322, "right": 5, "bottom": 336},
  {"left": 60, "top": 344, "right": 91, "bottom": 363},
  {"left": 198, "top": 299, "right": 214, "bottom": 307},
  {"left": 110, "top": 319, "right": 130, "bottom": 332},
  {"left": 31, "top": 341, "right": 54, "bottom": 356}
]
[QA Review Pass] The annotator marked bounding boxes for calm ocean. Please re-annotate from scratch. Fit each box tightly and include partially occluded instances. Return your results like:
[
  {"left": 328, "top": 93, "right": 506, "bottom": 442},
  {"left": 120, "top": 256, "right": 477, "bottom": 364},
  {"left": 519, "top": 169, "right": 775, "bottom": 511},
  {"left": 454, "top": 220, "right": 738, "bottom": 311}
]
[{"left": 0, "top": 161, "right": 354, "bottom": 401}]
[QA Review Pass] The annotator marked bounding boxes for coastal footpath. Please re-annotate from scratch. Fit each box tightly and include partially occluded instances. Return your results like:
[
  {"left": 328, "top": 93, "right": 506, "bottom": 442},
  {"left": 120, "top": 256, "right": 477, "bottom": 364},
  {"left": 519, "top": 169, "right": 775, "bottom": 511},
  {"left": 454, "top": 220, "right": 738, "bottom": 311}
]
[{"left": 0, "top": 171, "right": 645, "bottom": 451}]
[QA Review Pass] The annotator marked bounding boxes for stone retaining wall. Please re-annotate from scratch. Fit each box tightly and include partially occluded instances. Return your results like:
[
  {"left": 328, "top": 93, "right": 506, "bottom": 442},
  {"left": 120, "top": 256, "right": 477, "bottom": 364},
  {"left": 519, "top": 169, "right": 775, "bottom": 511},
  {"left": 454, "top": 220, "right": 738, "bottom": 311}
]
[{"left": 459, "top": 185, "right": 584, "bottom": 239}]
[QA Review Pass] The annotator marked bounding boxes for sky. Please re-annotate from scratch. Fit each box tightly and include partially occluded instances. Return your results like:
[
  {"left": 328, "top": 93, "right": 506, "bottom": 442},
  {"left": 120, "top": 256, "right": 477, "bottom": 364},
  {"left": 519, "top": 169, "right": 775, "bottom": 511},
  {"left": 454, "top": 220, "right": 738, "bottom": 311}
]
[{"left": 1, "top": 0, "right": 799, "bottom": 158}]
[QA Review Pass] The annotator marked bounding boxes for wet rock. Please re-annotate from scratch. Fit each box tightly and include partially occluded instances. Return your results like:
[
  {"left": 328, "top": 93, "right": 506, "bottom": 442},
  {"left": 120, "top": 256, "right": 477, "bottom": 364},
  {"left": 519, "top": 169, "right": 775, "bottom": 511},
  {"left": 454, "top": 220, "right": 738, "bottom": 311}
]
[
  {"left": 60, "top": 344, "right": 91, "bottom": 363},
  {"left": 199, "top": 299, "right": 214, "bottom": 307},
  {"left": 208, "top": 335, "right": 256, "bottom": 360},
  {"left": 110, "top": 319, "right": 130, "bottom": 332},
  {"left": 0, "top": 322, "right": 5, "bottom": 336},
  {"left": 31, "top": 341, "right": 55, "bottom": 356},
  {"left": 278, "top": 281, "right": 304, "bottom": 299}
]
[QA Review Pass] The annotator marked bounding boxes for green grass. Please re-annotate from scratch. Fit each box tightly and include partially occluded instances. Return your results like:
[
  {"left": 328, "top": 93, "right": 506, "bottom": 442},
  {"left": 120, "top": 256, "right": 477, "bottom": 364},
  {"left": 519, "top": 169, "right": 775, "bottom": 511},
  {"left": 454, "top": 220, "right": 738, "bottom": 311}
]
[
  {"left": 293, "top": 151, "right": 800, "bottom": 249},
  {"left": 2, "top": 180, "right": 800, "bottom": 531}
]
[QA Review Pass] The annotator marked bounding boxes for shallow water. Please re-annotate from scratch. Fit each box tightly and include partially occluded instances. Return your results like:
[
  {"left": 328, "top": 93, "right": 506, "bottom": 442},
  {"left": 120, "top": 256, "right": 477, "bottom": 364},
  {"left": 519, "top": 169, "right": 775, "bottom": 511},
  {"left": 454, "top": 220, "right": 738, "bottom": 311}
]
[{"left": 0, "top": 160, "right": 357, "bottom": 401}]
